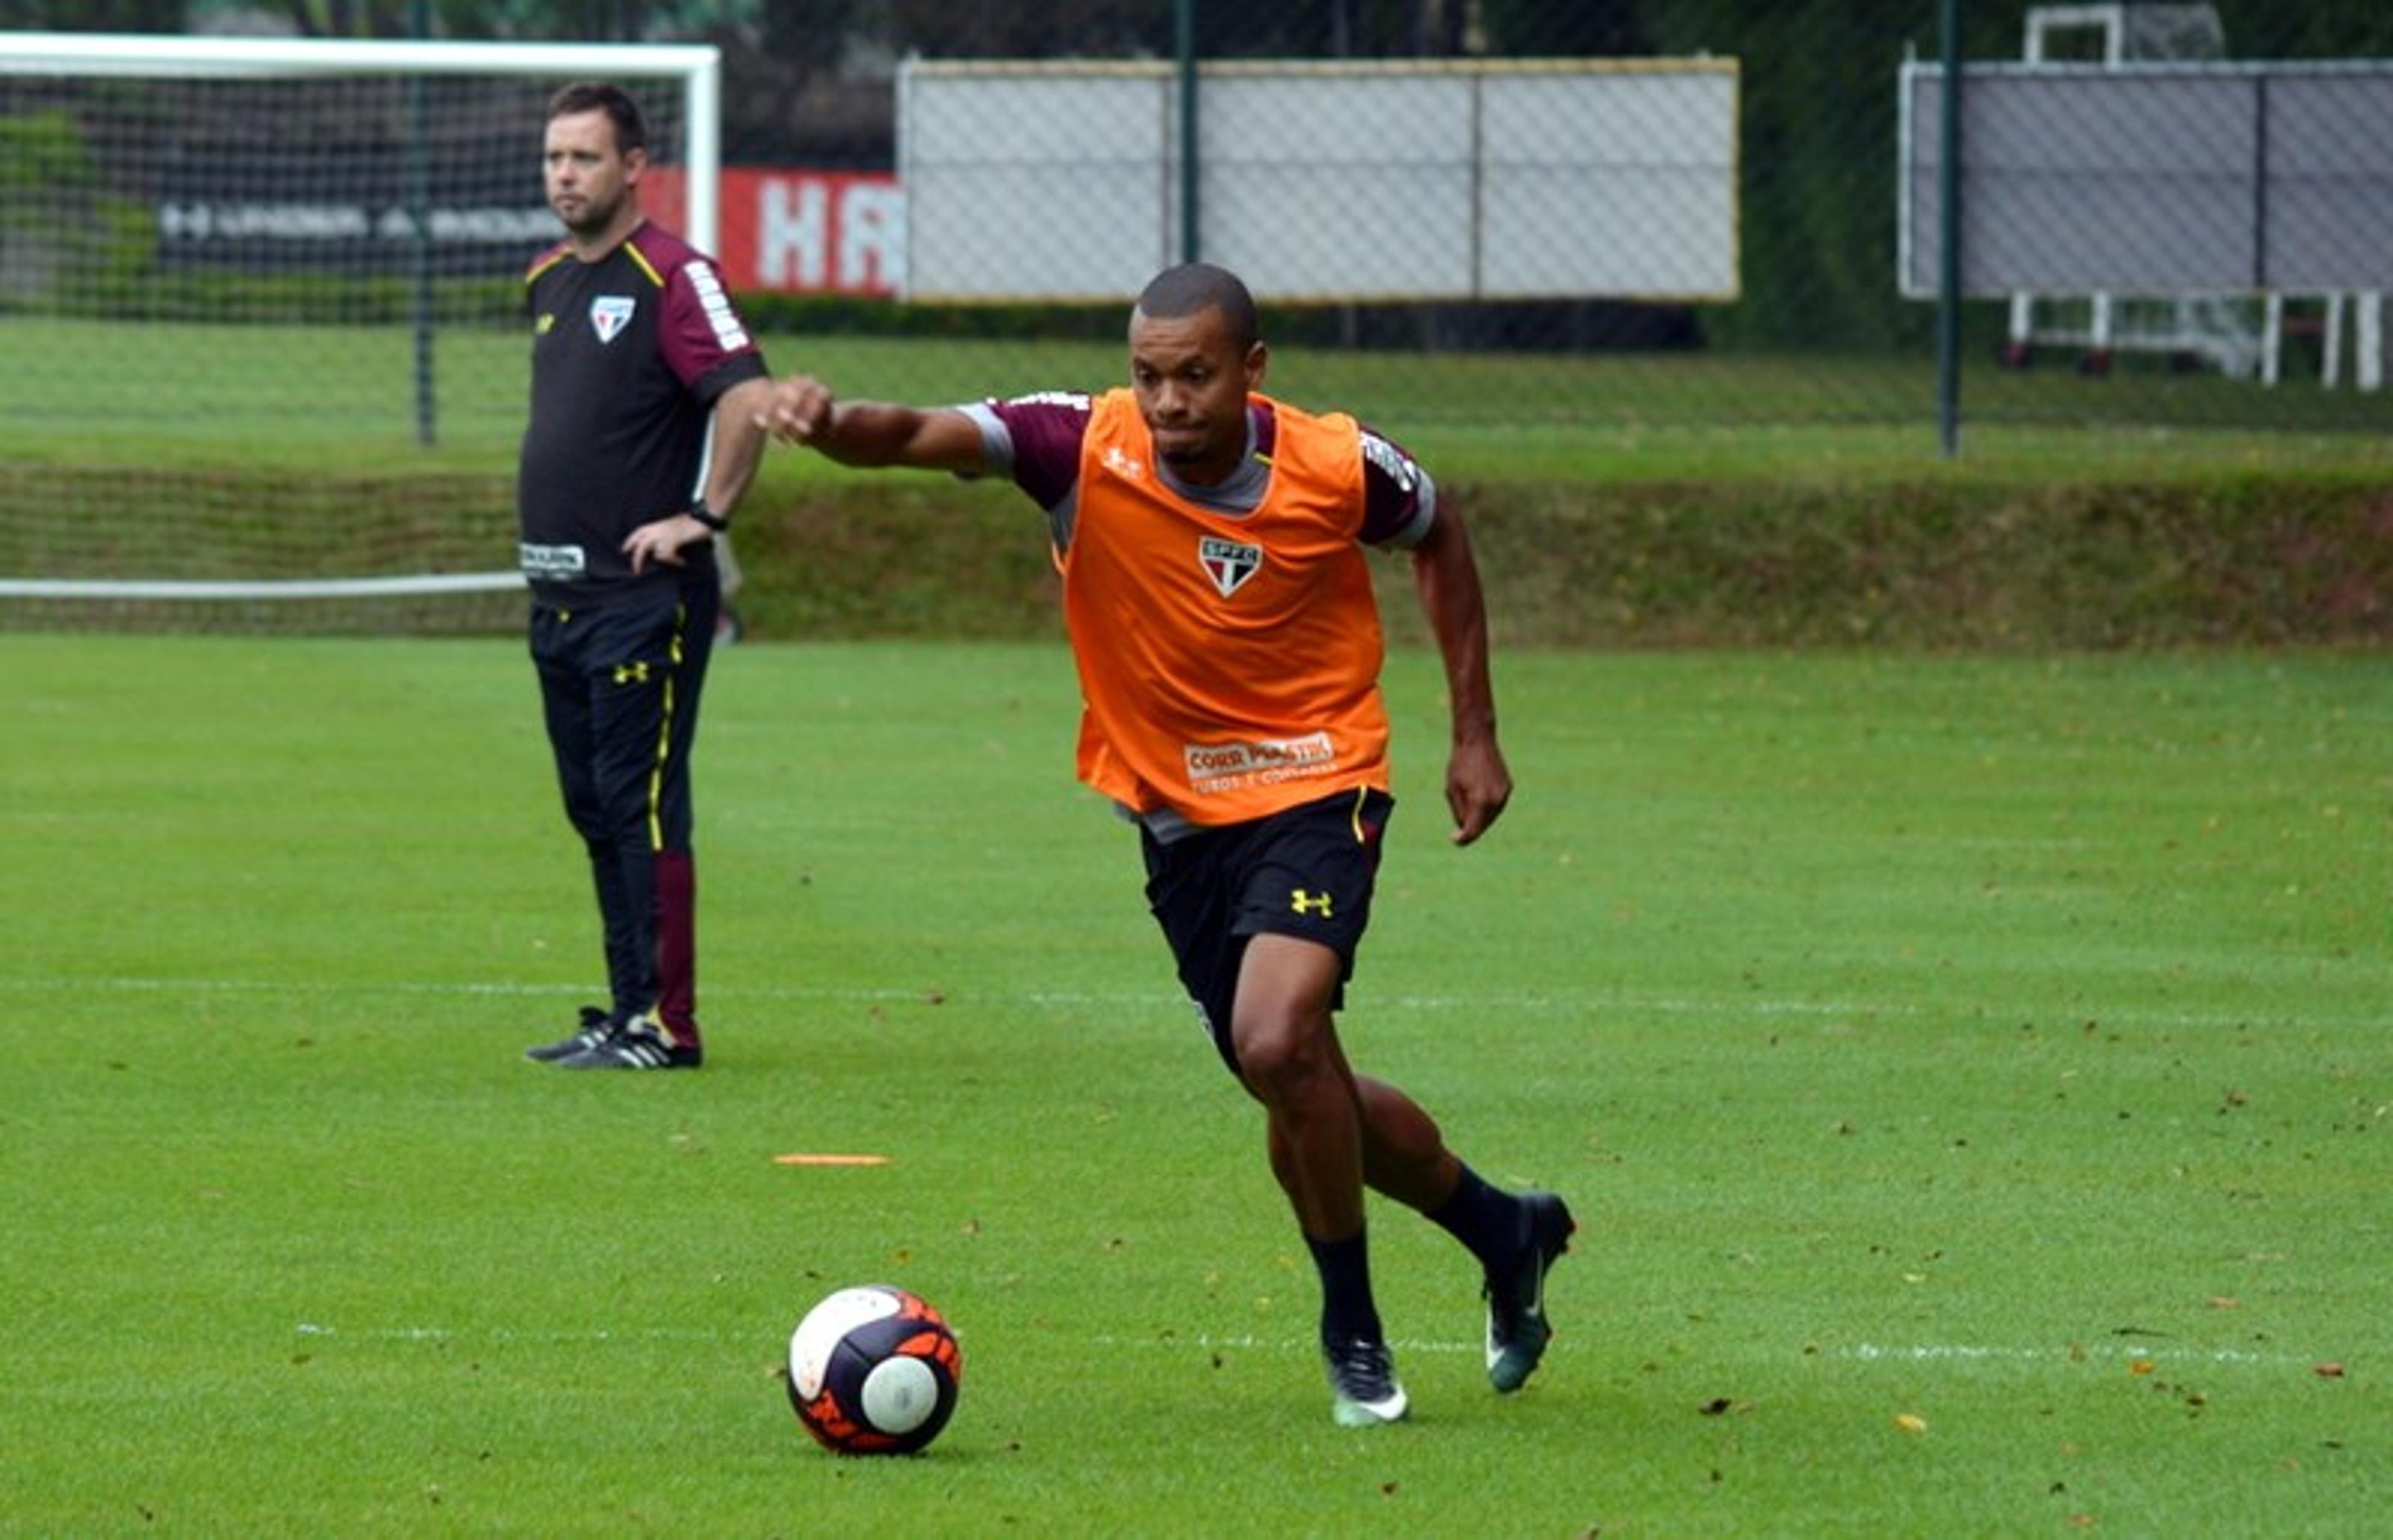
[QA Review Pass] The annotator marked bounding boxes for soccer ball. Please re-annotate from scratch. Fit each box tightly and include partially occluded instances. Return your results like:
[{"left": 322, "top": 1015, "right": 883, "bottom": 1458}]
[{"left": 785, "top": 1285, "right": 963, "bottom": 1455}]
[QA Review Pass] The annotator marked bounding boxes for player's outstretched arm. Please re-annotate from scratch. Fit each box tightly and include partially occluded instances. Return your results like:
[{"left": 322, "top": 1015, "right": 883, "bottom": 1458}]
[
  {"left": 1409, "top": 499, "right": 1512, "bottom": 846},
  {"left": 758, "top": 375, "right": 986, "bottom": 475}
]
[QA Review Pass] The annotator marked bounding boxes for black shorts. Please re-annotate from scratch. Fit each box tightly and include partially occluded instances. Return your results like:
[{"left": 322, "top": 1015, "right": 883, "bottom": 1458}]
[
  {"left": 528, "top": 576, "right": 719, "bottom": 856},
  {"left": 1139, "top": 786, "right": 1394, "bottom": 1077}
]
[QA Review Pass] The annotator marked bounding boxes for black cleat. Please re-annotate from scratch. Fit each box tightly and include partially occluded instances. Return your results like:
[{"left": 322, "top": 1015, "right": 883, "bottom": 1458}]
[
  {"left": 1485, "top": 1191, "right": 1575, "bottom": 1393},
  {"left": 556, "top": 1013, "right": 702, "bottom": 1070},
  {"left": 525, "top": 1005, "right": 618, "bottom": 1063}
]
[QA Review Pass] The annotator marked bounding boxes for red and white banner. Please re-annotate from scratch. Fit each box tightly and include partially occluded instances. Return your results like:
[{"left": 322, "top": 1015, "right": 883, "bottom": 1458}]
[
  {"left": 644, "top": 168, "right": 903, "bottom": 297},
  {"left": 150, "top": 167, "right": 907, "bottom": 297}
]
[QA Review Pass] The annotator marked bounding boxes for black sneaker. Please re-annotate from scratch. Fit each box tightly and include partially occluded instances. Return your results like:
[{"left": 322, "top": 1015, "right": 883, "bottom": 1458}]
[
  {"left": 1485, "top": 1191, "right": 1575, "bottom": 1393},
  {"left": 556, "top": 1013, "right": 702, "bottom": 1070},
  {"left": 525, "top": 1005, "right": 618, "bottom": 1063},
  {"left": 1322, "top": 1336, "right": 1409, "bottom": 1428}
]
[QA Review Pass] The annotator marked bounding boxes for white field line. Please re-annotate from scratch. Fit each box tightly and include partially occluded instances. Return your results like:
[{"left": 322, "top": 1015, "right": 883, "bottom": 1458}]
[
  {"left": 0, "top": 973, "right": 1891, "bottom": 1015},
  {"left": 1849, "top": 1341, "right": 2277, "bottom": 1367},
  {"left": 283, "top": 1321, "right": 2302, "bottom": 1371},
  {"left": 289, "top": 1323, "right": 1488, "bottom": 1354},
  {"left": 0, "top": 973, "right": 2361, "bottom": 1030}
]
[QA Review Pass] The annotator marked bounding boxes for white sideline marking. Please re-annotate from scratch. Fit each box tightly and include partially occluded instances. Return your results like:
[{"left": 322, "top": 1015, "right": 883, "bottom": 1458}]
[
  {"left": 285, "top": 1323, "right": 2295, "bottom": 1372},
  {"left": 1082, "top": 1336, "right": 2293, "bottom": 1367},
  {"left": 1092, "top": 1333, "right": 1478, "bottom": 1357},
  {"left": 1850, "top": 1341, "right": 2274, "bottom": 1367},
  {"left": 0, "top": 973, "right": 2362, "bottom": 1030},
  {"left": 295, "top": 1323, "right": 730, "bottom": 1344},
  {"left": 0, "top": 973, "right": 1870, "bottom": 1015},
  {"left": 290, "top": 1321, "right": 1483, "bottom": 1354}
]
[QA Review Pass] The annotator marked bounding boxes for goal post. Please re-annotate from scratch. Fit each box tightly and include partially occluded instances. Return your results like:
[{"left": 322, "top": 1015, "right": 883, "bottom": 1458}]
[{"left": 0, "top": 32, "right": 721, "bottom": 629}]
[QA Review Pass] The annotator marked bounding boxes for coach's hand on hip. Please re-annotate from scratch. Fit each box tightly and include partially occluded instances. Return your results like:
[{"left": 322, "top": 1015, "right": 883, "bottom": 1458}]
[{"left": 623, "top": 511, "right": 714, "bottom": 574}]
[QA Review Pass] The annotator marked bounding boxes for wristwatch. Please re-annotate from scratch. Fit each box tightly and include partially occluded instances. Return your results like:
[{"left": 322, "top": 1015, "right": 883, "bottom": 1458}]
[{"left": 687, "top": 498, "right": 729, "bottom": 533}]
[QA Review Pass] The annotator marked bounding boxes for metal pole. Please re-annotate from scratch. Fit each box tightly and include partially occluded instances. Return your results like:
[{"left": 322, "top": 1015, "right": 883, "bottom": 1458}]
[
  {"left": 1175, "top": 0, "right": 1200, "bottom": 264},
  {"left": 406, "top": 0, "right": 435, "bottom": 447},
  {"left": 1936, "top": 0, "right": 1963, "bottom": 458}
]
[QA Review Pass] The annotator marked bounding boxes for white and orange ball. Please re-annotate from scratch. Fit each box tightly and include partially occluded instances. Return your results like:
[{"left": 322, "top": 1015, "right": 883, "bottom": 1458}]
[{"left": 785, "top": 1285, "right": 962, "bottom": 1455}]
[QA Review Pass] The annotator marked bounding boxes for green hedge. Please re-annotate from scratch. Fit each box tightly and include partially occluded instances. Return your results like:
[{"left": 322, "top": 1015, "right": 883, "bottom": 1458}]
[
  {"left": 730, "top": 474, "right": 2392, "bottom": 650},
  {"left": 1437, "top": 475, "right": 2393, "bottom": 649},
  {"left": 6, "top": 466, "right": 2386, "bottom": 649}
]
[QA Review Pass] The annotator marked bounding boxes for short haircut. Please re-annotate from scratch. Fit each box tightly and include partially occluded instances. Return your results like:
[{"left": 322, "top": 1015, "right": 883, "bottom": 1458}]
[
  {"left": 1135, "top": 262, "right": 1260, "bottom": 353},
  {"left": 547, "top": 81, "right": 647, "bottom": 158}
]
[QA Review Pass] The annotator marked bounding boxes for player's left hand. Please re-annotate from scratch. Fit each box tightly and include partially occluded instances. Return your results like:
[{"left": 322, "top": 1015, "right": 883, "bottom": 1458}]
[
  {"left": 1445, "top": 736, "right": 1512, "bottom": 846},
  {"left": 758, "top": 374, "right": 836, "bottom": 444},
  {"left": 623, "top": 512, "right": 712, "bottom": 574}
]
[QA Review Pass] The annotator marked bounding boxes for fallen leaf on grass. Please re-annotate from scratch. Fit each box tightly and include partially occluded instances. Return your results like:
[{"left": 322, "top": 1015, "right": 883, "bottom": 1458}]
[
  {"left": 1894, "top": 1412, "right": 1929, "bottom": 1435},
  {"left": 2314, "top": 1362, "right": 2346, "bottom": 1379}
]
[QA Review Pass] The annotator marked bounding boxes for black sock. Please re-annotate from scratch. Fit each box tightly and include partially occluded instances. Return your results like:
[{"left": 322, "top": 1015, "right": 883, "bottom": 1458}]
[
  {"left": 1426, "top": 1162, "right": 1520, "bottom": 1271},
  {"left": 1306, "top": 1229, "right": 1384, "bottom": 1346}
]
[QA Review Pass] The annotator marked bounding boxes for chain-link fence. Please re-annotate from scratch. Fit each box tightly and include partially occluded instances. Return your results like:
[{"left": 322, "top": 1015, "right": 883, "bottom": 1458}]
[
  {"left": 8, "top": 1, "right": 2392, "bottom": 444},
  {"left": 697, "top": 0, "right": 2393, "bottom": 439},
  {"left": 5, "top": 0, "right": 2391, "bottom": 637}
]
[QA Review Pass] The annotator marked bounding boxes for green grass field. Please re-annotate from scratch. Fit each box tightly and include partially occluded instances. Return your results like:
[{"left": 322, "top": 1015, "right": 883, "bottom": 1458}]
[
  {"left": 7, "top": 316, "right": 2393, "bottom": 486},
  {"left": 4, "top": 636, "right": 2384, "bottom": 1534}
]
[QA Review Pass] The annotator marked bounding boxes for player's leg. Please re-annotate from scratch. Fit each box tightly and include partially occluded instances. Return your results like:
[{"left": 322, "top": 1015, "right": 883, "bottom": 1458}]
[
  {"left": 1225, "top": 788, "right": 1411, "bottom": 1425},
  {"left": 1349, "top": 1071, "right": 1458, "bottom": 1209},
  {"left": 1349, "top": 1065, "right": 1575, "bottom": 1392},
  {"left": 1276, "top": 1015, "right": 1573, "bottom": 1394},
  {"left": 1236, "top": 934, "right": 1365, "bottom": 1240},
  {"left": 1141, "top": 806, "right": 1399, "bottom": 1424},
  {"left": 1225, "top": 786, "right": 1394, "bottom": 1257},
  {"left": 1240, "top": 785, "right": 1575, "bottom": 1396},
  {"left": 1235, "top": 936, "right": 1407, "bottom": 1427}
]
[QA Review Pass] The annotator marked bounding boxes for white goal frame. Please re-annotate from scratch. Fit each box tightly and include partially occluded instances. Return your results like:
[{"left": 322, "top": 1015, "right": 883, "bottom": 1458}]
[{"left": 0, "top": 31, "right": 721, "bottom": 605}]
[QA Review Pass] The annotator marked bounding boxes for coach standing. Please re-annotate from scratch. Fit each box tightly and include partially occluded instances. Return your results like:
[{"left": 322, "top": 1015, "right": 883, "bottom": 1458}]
[{"left": 516, "top": 82, "right": 770, "bottom": 1070}]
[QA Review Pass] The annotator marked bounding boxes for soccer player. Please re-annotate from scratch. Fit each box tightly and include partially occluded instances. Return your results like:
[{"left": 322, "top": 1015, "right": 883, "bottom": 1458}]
[
  {"left": 758, "top": 262, "right": 1574, "bottom": 1425},
  {"left": 515, "top": 82, "right": 771, "bottom": 1070}
]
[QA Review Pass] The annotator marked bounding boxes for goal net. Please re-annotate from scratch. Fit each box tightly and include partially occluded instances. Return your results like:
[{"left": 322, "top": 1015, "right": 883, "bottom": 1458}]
[{"left": 0, "top": 33, "right": 719, "bottom": 633}]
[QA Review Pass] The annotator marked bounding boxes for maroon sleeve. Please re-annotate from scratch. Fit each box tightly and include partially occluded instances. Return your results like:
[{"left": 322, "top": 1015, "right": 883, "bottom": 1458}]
[
  {"left": 982, "top": 392, "right": 1093, "bottom": 510},
  {"left": 657, "top": 250, "right": 766, "bottom": 400},
  {"left": 1355, "top": 423, "right": 1433, "bottom": 548}
]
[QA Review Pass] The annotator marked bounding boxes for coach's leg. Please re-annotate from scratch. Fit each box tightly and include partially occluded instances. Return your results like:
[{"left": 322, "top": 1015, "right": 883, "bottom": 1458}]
[
  {"left": 581, "top": 597, "right": 691, "bottom": 1028},
  {"left": 535, "top": 608, "right": 642, "bottom": 1020},
  {"left": 649, "top": 579, "right": 716, "bottom": 1049}
]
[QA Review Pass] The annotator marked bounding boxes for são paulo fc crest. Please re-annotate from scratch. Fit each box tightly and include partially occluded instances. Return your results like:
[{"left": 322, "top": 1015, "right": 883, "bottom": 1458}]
[
  {"left": 589, "top": 295, "right": 636, "bottom": 343},
  {"left": 1198, "top": 536, "right": 1264, "bottom": 598}
]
